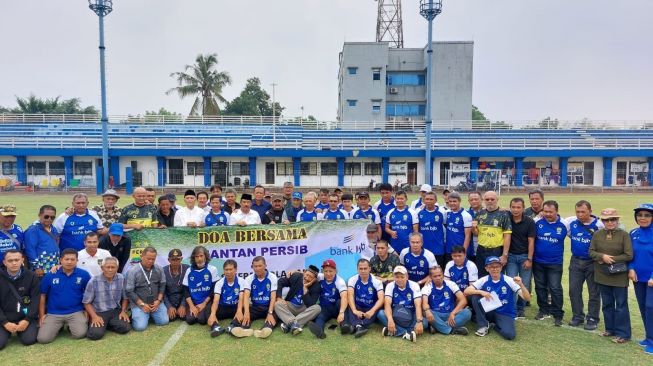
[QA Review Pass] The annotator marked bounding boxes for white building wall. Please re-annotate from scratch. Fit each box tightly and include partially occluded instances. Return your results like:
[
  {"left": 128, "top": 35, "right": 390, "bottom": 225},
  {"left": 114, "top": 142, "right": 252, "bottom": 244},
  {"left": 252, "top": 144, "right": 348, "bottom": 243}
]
[
  {"left": 118, "top": 156, "right": 157, "bottom": 187},
  {"left": 567, "top": 157, "right": 602, "bottom": 187},
  {"left": 300, "top": 158, "right": 338, "bottom": 187}
]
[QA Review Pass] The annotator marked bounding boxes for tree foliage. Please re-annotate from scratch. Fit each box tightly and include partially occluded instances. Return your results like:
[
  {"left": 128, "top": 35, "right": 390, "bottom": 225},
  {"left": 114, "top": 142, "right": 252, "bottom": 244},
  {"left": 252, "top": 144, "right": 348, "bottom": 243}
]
[
  {"left": 224, "top": 77, "right": 285, "bottom": 116},
  {"left": 2, "top": 94, "right": 98, "bottom": 114}
]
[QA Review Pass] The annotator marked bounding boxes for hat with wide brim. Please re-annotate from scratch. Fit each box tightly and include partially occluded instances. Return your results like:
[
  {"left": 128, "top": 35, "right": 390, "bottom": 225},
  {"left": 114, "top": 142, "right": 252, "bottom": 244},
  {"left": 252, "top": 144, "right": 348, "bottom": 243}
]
[{"left": 599, "top": 208, "right": 621, "bottom": 220}]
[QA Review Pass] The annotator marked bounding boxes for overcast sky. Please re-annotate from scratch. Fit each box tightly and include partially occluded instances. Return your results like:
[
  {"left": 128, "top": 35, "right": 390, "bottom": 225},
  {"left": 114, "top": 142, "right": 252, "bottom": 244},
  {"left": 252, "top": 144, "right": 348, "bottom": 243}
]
[{"left": 1, "top": 0, "right": 652, "bottom": 121}]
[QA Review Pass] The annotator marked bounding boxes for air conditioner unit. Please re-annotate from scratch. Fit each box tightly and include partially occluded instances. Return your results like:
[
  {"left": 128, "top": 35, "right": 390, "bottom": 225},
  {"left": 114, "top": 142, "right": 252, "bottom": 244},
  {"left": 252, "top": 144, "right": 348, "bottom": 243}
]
[{"left": 389, "top": 88, "right": 399, "bottom": 94}]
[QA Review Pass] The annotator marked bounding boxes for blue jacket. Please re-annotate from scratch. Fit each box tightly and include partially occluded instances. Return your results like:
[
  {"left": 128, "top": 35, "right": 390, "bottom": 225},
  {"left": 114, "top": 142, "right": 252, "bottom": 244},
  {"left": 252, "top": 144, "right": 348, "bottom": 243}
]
[
  {"left": 630, "top": 226, "right": 653, "bottom": 282},
  {"left": 24, "top": 223, "right": 60, "bottom": 271}
]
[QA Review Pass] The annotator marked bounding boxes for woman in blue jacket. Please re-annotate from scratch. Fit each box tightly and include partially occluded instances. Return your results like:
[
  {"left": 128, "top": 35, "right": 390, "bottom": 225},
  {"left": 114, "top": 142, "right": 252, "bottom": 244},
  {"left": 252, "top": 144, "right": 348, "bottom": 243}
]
[{"left": 630, "top": 203, "right": 653, "bottom": 355}]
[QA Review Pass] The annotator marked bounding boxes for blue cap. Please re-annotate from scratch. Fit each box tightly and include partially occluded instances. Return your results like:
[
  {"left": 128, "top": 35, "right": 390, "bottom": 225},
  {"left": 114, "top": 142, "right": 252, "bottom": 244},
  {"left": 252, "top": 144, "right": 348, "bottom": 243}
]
[
  {"left": 109, "top": 223, "right": 124, "bottom": 236},
  {"left": 292, "top": 191, "right": 303, "bottom": 200},
  {"left": 634, "top": 203, "right": 653, "bottom": 213},
  {"left": 485, "top": 256, "right": 501, "bottom": 266}
]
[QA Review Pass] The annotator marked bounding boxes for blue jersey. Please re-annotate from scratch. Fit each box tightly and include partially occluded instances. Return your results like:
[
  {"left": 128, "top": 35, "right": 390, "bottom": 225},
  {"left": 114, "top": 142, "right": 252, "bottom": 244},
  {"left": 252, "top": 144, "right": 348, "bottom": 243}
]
[
  {"left": 386, "top": 207, "right": 417, "bottom": 252},
  {"left": 318, "top": 273, "right": 347, "bottom": 305},
  {"left": 54, "top": 210, "right": 102, "bottom": 252},
  {"left": 244, "top": 271, "right": 279, "bottom": 306},
  {"left": 444, "top": 259, "right": 479, "bottom": 291},
  {"left": 40, "top": 267, "right": 91, "bottom": 315},
  {"left": 296, "top": 209, "right": 321, "bottom": 222},
  {"left": 204, "top": 211, "right": 230, "bottom": 227},
  {"left": 630, "top": 226, "right": 653, "bottom": 282},
  {"left": 183, "top": 265, "right": 219, "bottom": 305},
  {"left": 214, "top": 277, "right": 241, "bottom": 306},
  {"left": 400, "top": 248, "right": 438, "bottom": 282},
  {"left": 0, "top": 224, "right": 24, "bottom": 261},
  {"left": 417, "top": 206, "right": 446, "bottom": 255},
  {"left": 352, "top": 207, "right": 381, "bottom": 224},
  {"left": 567, "top": 217, "right": 601, "bottom": 260},
  {"left": 423, "top": 279, "right": 460, "bottom": 313},
  {"left": 534, "top": 217, "right": 568, "bottom": 265},
  {"left": 385, "top": 280, "right": 421, "bottom": 311},
  {"left": 315, "top": 202, "right": 330, "bottom": 211},
  {"left": 374, "top": 198, "right": 396, "bottom": 227},
  {"left": 323, "top": 209, "right": 347, "bottom": 221},
  {"left": 347, "top": 275, "right": 383, "bottom": 309},
  {"left": 472, "top": 275, "right": 521, "bottom": 318},
  {"left": 289, "top": 286, "right": 305, "bottom": 306},
  {"left": 445, "top": 209, "right": 473, "bottom": 254}
]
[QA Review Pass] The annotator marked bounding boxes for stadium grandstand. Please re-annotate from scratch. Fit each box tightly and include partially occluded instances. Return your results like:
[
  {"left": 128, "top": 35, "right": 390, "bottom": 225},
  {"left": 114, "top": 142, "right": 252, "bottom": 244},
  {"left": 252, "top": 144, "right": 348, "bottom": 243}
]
[{"left": 0, "top": 113, "right": 651, "bottom": 192}]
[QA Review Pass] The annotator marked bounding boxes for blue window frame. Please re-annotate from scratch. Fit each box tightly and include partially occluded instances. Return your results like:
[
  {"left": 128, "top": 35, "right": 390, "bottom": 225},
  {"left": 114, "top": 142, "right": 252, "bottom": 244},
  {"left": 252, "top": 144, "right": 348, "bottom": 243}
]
[
  {"left": 386, "top": 73, "right": 426, "bottom": 86},
  {"left": 347, "top": 67, "right": 358, "bottom": 75},
  {"left": 347, "top": 99, "right": 357, "bottom": 107},
  {"left": 386, "top": 103, "right": 427, "bottom": 117}
]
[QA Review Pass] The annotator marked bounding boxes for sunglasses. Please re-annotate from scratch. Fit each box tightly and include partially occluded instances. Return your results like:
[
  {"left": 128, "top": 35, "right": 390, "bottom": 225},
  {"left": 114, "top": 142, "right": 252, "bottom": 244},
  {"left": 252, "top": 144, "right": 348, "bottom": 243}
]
[
  {"left": 42, "top": 215, "right": 55, "bottom": 220},
  {"left": 329, "top": 200, "right": 339, "bottom": 203},
  {"left": 601, "top": 218, "right": 618, "bottom": 222},
  {"left": 636, "top": 213, "right": 653, "bottom": 218}
]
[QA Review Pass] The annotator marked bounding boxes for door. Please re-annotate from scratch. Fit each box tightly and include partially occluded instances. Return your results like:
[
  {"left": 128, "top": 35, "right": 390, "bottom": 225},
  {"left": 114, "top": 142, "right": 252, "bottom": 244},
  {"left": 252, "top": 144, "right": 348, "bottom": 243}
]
[
  {"left": 168, "top": 159, "right": 184, "bottom": 185},
  {"left": 616, "top": 161, "right": 627, "bottom": 185},
  {"left": 407, "top": 162, "right": 417, "bottom": 186},
  {"left": 583, "top": 162, "right": 594, "bottom": 185},
  {"left": 212, "top": 161, "right": 228, "bottom": 186},
  {"left": 265, "top": 162, "right": 275, "bottom": 185},
  {"left": 440, "top": 162, "right": 450, "bottom": 185}
]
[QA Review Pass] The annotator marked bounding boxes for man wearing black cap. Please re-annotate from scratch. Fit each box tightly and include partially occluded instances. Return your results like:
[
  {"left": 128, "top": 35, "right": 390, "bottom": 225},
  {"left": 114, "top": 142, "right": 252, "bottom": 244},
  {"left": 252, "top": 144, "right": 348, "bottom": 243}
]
[
  {"left": 163, "top": 249, "right": 189, "bottom": 321},
  {"left": 99, "top": 223, "right": 132, "bottom": 273},
  {"left": 174, "top": 190, "right": 205, "bottom": 228},
  {"left": 228, "top": 194, "right": 261, "bottom": 226},
  {"left": 274, "top": 265, "right": 321, "bottom": 335}
]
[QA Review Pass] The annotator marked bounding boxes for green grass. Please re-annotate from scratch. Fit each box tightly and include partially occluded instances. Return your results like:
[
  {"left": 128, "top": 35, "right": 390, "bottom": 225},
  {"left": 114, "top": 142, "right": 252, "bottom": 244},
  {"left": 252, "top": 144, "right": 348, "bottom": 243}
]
[{"left": 1, "top": 192, "right": 652, "bottom": 365}]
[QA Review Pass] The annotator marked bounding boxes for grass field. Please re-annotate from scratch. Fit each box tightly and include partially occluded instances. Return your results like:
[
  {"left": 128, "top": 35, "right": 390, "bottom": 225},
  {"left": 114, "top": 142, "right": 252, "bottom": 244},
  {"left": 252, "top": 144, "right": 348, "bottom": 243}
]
[{"left": 1, "top": 191, "right": 652, "bottom": 365}]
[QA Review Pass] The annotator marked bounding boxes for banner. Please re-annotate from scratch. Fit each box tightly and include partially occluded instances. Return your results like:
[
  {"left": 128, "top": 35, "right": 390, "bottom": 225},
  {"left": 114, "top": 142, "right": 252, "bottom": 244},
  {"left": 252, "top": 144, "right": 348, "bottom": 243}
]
[{"left": 125, "top": 220, "right": 371, "bottom": 280}]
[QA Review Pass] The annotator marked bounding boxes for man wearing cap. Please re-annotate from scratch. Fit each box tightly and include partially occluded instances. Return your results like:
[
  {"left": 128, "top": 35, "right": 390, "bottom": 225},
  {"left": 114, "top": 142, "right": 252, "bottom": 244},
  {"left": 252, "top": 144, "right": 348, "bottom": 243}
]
[
  {"left": 54, "top": 193, "right": 106, "bottom": 251},
  {"left": 118, "top": 187, "right": 159, "bottom": 231},
  {"left": 251, "top": 185, "right": 273, "bottom": 222},
  {"left": 445, "top": 192, "right": 473, "bottom": 265},
  {"left": 263, "top": 194, "right": 285, "bottom": 224},
  {"left": 379, "top": 265, "right": 423, "bottom": 342},
  {"left": 229, "top": 194, "right": 262, "bottom": 226},
  {"left": 165, "top": 192, "right": 183, "bottom": 211},
  {"left": 163, "top": 249, "right": 189, "bottom": 321},
  {"left": 282, "top": 192, "right": 304, "bottom": 224},
  {"left": 417, "top": 191, "right": 448, "bottom": 265},
  {"left": 629, "top": 203, "right": 653, "bottom": 353},
  {"left": 0, "top": 204, "right": 24, "bottom": 262},
  {"left": 411, "top": 184, "right": 432, "bottom": 211},
  {"left": 422, "top": 266, "right": 471, "bottom": 336},
  {"left": 353, "top": 192, "right": 382, "bottom": 237},
  {"left": 345, "top": 258, "right": 384, "bottom": 338},
  {"left": 274, "top": 265, "right": 321, "bottom": 335},
  {"left": 464, "top": 256, "right": 531, "bottom": 339},
  {"left": 174, "top": 190, "right": 206, "bottom": 228},
  {"left": 204, "top": 194, "right": 230, "bottom": 227},
  {"left": 93, "top": 189, "right": 122, "bottom": 228},
  {"left": 370, "top": 239, "right": 400, "bottom": 285},
  {"left": 156, "top": 195, "right": 176, "bottom": 228},
  {"left": 99, "top": 223, "right": 132, "bottom": 274},
  {"left": 400, "top": 232, "right": 438, "bottom": 286},
  {"left": 307, "top": 259, "right": 348, "bottom": 339},
  {"left": 77, "top": 233, "right": 112, "bottom": 278}
]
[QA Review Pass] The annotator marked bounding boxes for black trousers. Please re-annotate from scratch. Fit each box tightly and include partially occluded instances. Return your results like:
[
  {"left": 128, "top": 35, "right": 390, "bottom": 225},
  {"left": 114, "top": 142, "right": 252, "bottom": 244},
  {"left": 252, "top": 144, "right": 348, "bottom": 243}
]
[
  {"left": 0, "top": 320, "right": 37, "bottom": 349},
  {"left": 231, "top": 304, "right": 277, "bottom": 329},
  {"left": 87, "top": 308, "right": 132, "bottom": 341},
  {"left": 209, "top": 305, "right": 238, "bottom": 327},
  {"left": 186, "top": 300, "right": 213, "bottom": 325}
]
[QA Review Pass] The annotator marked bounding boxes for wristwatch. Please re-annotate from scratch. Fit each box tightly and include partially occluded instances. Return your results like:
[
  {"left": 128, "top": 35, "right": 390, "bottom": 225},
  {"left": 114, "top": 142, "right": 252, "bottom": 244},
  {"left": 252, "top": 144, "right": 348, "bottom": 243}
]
[{"left": 268, "top": 310, "right": 273, "bottom": 314}]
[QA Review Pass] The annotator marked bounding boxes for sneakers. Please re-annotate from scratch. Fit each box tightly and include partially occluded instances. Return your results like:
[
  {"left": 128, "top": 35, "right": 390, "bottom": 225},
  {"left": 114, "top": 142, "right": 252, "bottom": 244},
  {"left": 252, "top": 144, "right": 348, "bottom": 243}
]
[
  {"left": 353, "top": 326, "right": 368, "bottom": 338},
  {"left": 451, "top": 327, "right": 469, "bottom": 336},
  {"left": 568, "top": 318, "right": 583, "bottom": 327},
  {"left": 230, "top": 326, "right": 254, "bottom": 338},
  {"left": 516, "top": 310, "right": 526, "bottom": 319},
  {"left": 290, "top": 322, "right": 303, "bottom": 335},
  {"left": 639, "top": 339, "right": 651, "bottom": 347},
  {"left": 475, "top": 326, "right": 489, "bottom": 337},
  {"left": 584, "top": 320, "right": 598, "bottom": 331},
  {"left": 403, "top": 331, "right": 417, "bottom": 342},
  {"left": 253, "top": 327, "right": 273, "bottom": 339},
  {"left": 535, "top": 311, "right": 551, "bottom": 320},
  {"left": 341, "top": 323, "right": 353, "bottom": 335},
  {"left": 381, "top": 327, "right": 390, "bottom": 337},
  {"left": 554, "top": 318, "right": 563, "bottom": 327},
  {"left": 210, "top": 325, "right": 225, "bottom": 338},
  {"left": 280, "top": 323, "right": 290, "bottom": 334},
  {"left": 645, "top": 345, "right": 653, "bottom": 355},
  {"left": 308, "top": 322, "right": 325, "bottom": 339}
]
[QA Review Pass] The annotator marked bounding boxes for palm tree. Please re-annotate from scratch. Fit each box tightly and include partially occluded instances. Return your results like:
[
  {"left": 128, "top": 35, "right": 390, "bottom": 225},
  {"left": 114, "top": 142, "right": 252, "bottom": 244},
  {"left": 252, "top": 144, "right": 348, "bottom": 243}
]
[{"left": 166, "top": 53, "right": 232, "bottom": 116}]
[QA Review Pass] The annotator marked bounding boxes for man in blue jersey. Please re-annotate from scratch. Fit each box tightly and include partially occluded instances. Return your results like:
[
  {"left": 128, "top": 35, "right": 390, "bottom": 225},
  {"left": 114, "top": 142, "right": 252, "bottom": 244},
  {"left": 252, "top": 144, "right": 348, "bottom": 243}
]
[
  {"left": 379, "top": 265, "right": 423, "bottom": 342},
  {"left": 204, "top": 194, "right": 230, "bottom": 227},
  {"left": 54, "top": 193, "right": 105, "bottom": 252},
  {"left": 385, "top": 190, "right": 418, "bottom": 253},
  {"left": 183, "top": 246, "right": 219, "bottom": 325},
  {"left": 399, "top": 233, "right": 438, "bottom": 286},
  {"left": 0, "top": 204, "right": 24, "bottom": 262},
  {"left": 444, "top": 245, "right": 479, "bottom": 292},
  {"left": 422, "top": 266, "right": 471, "bottom": 335},
  {"left": 250, "top": 185, "right": 272, "bottom": 222},
  {"left": 466, "top": 191, "right": 483, "bottom": 261},
  {"left": 565, "top": 200, "right": 603, "bottom": 330},
  {"left": 374, "top": 183, "right": 396, "bottom": 242},
  {"left": 231, "top": 256, "right": 278, "bottom": 339},
  {"left": 344, "top": 259, "right": 384, "bottom": 338},
  {"left": 445, "top": 192, "right": 473, "bottom": 264},
  {"left": 315, "top": 188, "right": 330, "bottom": 213},
  {"left": 340, "top": 193, "right": 357, "bottom": 219},
  {"left": 37, "top": 248, "right": 91, "bottom": 343},
  {"left": 465, "top": 256, "right": 531, "bottom": 340},
  {"left": 24, "top": 205, "right": 60, "bottom": 278},
  {"left": 353, "top": 192, "right": 382, "bottom": 238},
  {"left": 410, "top": 184, "right": 431, "bottom": 211},
  {"left": 417, "top": 191, "right": 448, "bottom": 265},
  {"left": 323, "top": 194, "right": 347, "bottom": 220},
  {"left": 296, "top": 192, "right": 323, "bottom": 222},
  {"left": 208, "top": 260, "right": 243, "bottom": 337},
  {"left": 274, "top": 265, "right": 321, "bottom": 335},
  {"left": 533, "top": 200, "right": 569, "bottom": 326},
  {"left": 307, "top": 259, "right": 348, "bottom": 339}
]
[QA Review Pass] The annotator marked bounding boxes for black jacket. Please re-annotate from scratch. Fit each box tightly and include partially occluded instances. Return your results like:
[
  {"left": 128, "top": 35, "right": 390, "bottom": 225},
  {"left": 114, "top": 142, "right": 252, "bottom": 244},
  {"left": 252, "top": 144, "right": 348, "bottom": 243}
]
[
  {"left": 0, "top": 267, "right": 40, "bottom": 325},
  {"left": 276, "top": 272, "right": 320, "bottom": 307},
  {"left": 99, "top": 235, "right": 132, "bottom": 273}
]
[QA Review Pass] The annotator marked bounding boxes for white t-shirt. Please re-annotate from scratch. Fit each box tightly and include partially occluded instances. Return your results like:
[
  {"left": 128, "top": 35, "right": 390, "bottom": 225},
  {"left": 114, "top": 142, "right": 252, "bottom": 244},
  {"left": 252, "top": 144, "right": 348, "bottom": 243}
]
[
  {"left": 77, "top": 248, "right": 112, "bottom": 277},
  {"left": 228, "top": 209, "right": 262, "bottom": 226},
  {"left": 174, "top": 206, "right": 206, "bottom": 227}
]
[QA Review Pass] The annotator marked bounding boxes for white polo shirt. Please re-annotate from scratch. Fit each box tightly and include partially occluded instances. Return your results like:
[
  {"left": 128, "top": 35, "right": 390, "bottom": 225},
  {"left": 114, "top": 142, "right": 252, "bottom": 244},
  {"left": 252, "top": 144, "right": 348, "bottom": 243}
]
[
  {"left": 78, "top": 248, "right": 112, "bottom": 277},
  {"left": 173, "top": 206, "right": 206, "bottom": 227}
]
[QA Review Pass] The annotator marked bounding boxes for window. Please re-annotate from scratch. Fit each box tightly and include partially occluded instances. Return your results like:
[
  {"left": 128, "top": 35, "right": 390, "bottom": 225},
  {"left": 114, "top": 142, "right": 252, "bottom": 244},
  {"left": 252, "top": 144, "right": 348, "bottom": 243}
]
[
  {"left": 2, "top": 161, "right": 16, "bottom": 175},
  {"left": 27, "top": 162, "right": 46, "bottom": 175},
  {"left": 347, "top": 99, "right": 357, "bottom": 107},
  {"left": 345, "top": 162, "right": 362, "bottom": 175},
  {"left": 231, "top": 162, "right": 249, "bottom": 176},
  {"left": 372, "top": 100, "right": 381, "bottom": 113},
  {"left": 74, "top": 162, "right": 93, "bottom": 176},
  {"left": 372, "top": 68, "right": 381, "bottom": 81},
  {"left": 320, "top": 163, "right": 338, "bottom": 176},
  {"left": 300, "top": 162, "right": 318, "bottom": 175},
  {"left": 49, "top": 162, "right": 65, "bottom": 176},
  {"left": 386, "top": 103, "right": 427, "bottom": 117},
  {"left": 347, "top": 67, "right": 358, "bottom": 75},
  {"left": 365, "top": 162, "right": 382, "bottom": 175},
  {"left": 386, "top": 73, "right": 426, "bottom": 86},
  {"left": 186, "top": 162, "right": 203, "bottom": 176},
  {"left": 389, "top": 162, "right": 406, "bottom": 175},
  {"left": 276, "top": 162, "right": 294, "bottom": 176}
]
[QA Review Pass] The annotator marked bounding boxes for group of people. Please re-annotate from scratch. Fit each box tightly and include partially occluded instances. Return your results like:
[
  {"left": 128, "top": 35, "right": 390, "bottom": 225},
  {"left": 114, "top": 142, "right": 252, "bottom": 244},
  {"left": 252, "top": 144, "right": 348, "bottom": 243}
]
[{"left": 0, "top": 183, "right": 651, "bottom": 356}]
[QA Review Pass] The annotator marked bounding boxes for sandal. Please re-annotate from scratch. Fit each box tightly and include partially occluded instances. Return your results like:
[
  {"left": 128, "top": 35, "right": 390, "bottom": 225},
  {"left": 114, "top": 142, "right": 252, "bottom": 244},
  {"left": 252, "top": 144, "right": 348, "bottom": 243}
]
[
  {"left": 612, "top": 337, "right": 629, "bottom": 344},
  {"left": 600, "top": 331, "right": 614, "bottom": 337}
]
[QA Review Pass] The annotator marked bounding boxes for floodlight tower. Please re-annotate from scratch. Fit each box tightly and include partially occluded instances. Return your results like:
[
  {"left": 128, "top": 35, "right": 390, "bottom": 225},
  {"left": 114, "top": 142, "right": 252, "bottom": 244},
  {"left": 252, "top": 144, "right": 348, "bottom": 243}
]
[
  {"left": 375, "top": 0, "right": 404, "bottom": 48},
  {"left": 88, "top": 0, "right": 113, "bottom": 191},
  {"left": 420, "top": 0, "right": 442, "bottom": 185}
]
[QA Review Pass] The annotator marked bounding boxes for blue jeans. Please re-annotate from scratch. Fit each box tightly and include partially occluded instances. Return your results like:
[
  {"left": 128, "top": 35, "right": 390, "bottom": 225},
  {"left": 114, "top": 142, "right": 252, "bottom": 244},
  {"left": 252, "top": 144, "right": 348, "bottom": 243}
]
[
  {"left": 346, "top": 306, "right": 377, "bottom": 329},
  {"left": 424, "top": 309, "right": 472, "bottom": 334},
  {"left": 506, "top": 253, "right": 532, "bottom": 312},
  {"left": 314, "top": 301, "right": 341, "bottom": 330},
  {"left": 471, "top": 295, "right": 516, "bottom": 340},
  {"left": 599, "top": 284, "right": 631, "bottom": 339},
  {"left": 532, "top": 262, "right": 564, "bottom": 319},
  {"left": 131, "top": 303, "right": 169, "bottom": 331},
  {"left": 377, "top": 309, "right": 415, "bottom": 337},
  {"left": 634, "top": 281, "right": 653, "bottom": 345}
]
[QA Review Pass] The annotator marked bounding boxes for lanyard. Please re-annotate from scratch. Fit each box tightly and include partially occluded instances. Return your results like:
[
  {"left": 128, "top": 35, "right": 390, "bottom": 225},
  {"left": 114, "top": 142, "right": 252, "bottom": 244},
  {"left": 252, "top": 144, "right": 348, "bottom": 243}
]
[{"left": 140, "top": 263, "right": 153, "bottom": 285}]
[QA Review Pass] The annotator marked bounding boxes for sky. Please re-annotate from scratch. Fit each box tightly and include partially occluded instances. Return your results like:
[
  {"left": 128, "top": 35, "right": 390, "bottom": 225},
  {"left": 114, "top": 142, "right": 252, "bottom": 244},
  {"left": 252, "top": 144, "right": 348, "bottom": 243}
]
[{"left": 1, "top": 0, "right": 652, "bottom": 122}]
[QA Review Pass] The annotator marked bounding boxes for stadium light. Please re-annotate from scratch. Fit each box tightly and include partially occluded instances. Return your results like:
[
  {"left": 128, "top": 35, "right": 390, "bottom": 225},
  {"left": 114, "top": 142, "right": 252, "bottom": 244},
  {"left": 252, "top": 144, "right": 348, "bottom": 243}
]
[
  {"left": 420, "top": 0, "right": 442, "bottom": 185},
  {"left": 88, "top": 0, "right": 113, "bottom": 191}
]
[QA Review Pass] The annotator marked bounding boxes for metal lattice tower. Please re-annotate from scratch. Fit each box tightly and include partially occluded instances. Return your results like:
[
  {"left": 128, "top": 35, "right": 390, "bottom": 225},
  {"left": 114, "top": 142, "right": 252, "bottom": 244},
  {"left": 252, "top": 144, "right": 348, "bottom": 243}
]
[{"left": 375, "top": 0, "right": 404, "bottom": 48}]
